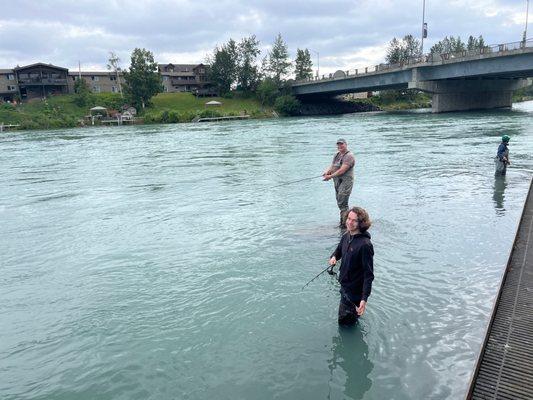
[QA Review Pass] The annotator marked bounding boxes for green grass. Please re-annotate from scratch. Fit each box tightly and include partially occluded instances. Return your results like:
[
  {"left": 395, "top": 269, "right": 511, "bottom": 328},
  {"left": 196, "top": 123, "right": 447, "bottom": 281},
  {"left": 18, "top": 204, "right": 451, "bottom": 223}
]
[
  {"left": 149, "top": 92, "right": 269, "bottom": 114},
  {"left": 0, "top": 92, "right": 271, "bottom": 130}
]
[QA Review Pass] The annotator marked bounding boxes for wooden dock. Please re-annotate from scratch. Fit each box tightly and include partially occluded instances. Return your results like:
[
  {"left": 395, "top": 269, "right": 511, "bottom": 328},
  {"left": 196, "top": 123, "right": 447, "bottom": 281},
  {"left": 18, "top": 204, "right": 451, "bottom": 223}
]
[
  {"left": 466, "top": 177, "right": 533, "bottom": 399},
  {"left": 195, "top": 115, "right": 250, "bottom": 123},
  {"left": 0, "top": 123, "right": 20, "bottom": 132}
]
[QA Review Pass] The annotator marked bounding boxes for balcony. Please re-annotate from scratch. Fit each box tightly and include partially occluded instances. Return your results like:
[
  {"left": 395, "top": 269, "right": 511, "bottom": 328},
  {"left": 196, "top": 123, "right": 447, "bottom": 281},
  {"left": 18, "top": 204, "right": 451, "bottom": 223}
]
[
  {"left": 18, "top": 78, "right": 68, "bottom": 85},
  {"left": 171, "top": 78, "right": 198, "bottom": 85}
]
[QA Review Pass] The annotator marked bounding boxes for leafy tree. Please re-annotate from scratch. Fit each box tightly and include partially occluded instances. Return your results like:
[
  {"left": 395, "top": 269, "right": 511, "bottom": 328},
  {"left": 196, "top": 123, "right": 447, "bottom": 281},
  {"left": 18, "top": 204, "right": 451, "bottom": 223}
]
[
  {"left": 107, "top": 51, "right": 123, "bottom": 97},
  {"left": 236, "top": 35, "right": 261, "bottom": 92},
  {"left": 123, "top": 48, "right": 163, "bottom": 109},
  {"left": 385, "top": 35, "right": 422, "bottom": 64},
  {"left": 207, "top": 39, "right": 238, "bottom": 95},
  {"left": 274, "top": 95, "right": 300, "bottom": 116},
  {"left": 430, "top": 36, "right": 466, "bottom": 55},
  {"left": 467, "top": 35, "right": 486, "bottom": 50},
  {"left": 256, "top": 78, "right": 279, "bottom": 106},
  {"left": 73, "top": 78, "right": 94, "bottom": 107},
  {"left": 265, "top": 34, "right": 292, "bottom": 83},
  {"left": 294, "top": 48, "right": 313, "bottom": 80}
]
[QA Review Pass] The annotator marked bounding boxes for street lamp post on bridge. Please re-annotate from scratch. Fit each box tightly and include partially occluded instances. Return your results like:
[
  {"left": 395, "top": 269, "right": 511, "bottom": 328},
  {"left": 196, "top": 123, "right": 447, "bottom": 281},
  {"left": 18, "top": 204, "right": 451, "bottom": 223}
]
[
  {"left": 310, "top": 49, "right": 319, "bottom": 78},
  {"left": 421, "top": 0, "right": 427, "bottom": 54},
  {"left": 524, "top": 0, "right": 530, "bottom": 43}
]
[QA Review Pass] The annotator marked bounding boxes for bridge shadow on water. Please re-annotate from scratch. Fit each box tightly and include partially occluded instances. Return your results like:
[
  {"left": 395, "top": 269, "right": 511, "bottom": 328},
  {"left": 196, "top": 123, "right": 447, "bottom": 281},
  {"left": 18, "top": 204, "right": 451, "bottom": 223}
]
[{"left": 327, "top": 324, "right": 374, "bottom": 400}]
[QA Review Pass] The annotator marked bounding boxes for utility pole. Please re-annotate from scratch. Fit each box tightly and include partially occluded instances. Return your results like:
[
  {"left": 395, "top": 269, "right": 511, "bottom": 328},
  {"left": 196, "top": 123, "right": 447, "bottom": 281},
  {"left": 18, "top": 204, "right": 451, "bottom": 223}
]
[
  {"left": 421, "top": 0, "right": 427, "bottom": 54},
  {"left": 524, "top": 0, "right": 530, "bottom": 43},
  {"left": 310, "top": 49, "right": 319, "bottom": 78}
]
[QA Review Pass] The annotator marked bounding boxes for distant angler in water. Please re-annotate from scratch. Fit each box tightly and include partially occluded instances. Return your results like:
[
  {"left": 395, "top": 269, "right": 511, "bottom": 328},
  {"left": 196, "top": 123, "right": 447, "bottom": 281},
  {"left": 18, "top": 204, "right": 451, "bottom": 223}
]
[{"left": 495, "top": 135, "right": 510, "bottom": 175}]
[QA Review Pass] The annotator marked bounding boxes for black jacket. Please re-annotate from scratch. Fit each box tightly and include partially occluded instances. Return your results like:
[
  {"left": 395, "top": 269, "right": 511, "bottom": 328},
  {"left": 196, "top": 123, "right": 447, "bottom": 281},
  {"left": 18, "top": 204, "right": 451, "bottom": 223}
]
[{"left": 331, "top": 231, "right": 374, "bottom": 301}]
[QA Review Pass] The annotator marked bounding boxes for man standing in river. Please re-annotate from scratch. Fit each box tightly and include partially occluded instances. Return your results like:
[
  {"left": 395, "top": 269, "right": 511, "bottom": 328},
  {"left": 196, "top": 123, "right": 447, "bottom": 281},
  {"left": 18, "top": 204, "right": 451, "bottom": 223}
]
[
  {"left": 495, "top": 134, "right": 510, "bottom": 175},
  {"left": 329, "top": 207, "right": 374, "bottom": 325},
  {"left": 323, "top": 138, "right": 356, "bottom": 227}
]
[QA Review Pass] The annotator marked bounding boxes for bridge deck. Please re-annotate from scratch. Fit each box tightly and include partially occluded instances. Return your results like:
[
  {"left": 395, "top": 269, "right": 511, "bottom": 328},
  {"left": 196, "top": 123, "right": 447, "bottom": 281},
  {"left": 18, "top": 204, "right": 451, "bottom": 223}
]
[{"left": 467, "top": 177, "right": 533, "bottom": 399}]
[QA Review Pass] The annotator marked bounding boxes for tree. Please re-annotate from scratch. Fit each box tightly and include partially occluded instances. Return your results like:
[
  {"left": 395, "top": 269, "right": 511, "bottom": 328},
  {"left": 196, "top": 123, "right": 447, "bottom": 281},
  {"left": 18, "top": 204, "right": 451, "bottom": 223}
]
[
  {"left": 265, "top": 34, "right": 292, "bottom": 84},
  {"left": 207, "top": 39, "right": 238, "bottom": 95},
  {"left": 430, "top": 36, "right": 467, "bottom": 55},
  {"left": 73, "top": 78, "right": 94, "bottom": 107},
  {"left": 123, "top": 48, "right": 162, "bottom": 109},
  {"left": 385, "top": 35, "right": 421, "bottom": 64},
  {"left": 107, "top": 51, "right": 123, "bottom": 97},
  {"left": 274, "top": 95, "right": 300, "bottom": 116},
  {"left": 467, "top": 35, "right": 486, "bottom": 50},
  {"left": 256, "top": 78, "right": 279, "bottom": 106},
  {"left": 236, "top": 35, "right": 261, "bottom": 92},
  {"left": 294, "top": 48, "right": 313, "bottom": 80}
]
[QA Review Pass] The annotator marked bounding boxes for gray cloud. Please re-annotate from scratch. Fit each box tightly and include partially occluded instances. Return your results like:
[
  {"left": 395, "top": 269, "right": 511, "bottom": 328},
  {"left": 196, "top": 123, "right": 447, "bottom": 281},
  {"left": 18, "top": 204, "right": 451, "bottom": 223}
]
[{"left": 0, "top": 0, "right": 529, "bottom": 73}]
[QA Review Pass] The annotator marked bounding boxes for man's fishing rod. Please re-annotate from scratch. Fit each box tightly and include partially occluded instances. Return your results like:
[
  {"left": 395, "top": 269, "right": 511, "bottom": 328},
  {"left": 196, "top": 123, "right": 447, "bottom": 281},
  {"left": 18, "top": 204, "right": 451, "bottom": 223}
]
[
  {"left": 302, "top": 264, "right": 336, "bottom": 290},
  {"left": 269, "top": 174, "right": 324, "bottom": 189}
]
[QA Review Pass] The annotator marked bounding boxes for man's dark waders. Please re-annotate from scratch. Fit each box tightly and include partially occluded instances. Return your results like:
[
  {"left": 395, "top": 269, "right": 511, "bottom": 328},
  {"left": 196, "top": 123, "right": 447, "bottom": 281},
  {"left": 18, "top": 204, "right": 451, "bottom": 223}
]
[{"left": 334, "top": 175, "right": 354, "bottom": 227}]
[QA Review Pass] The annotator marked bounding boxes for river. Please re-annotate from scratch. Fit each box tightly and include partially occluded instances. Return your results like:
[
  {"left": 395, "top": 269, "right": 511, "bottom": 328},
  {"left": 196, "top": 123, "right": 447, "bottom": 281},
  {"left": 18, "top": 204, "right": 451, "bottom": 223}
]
[{"left": 1, "top": 102, "right": 533, "bottom": 400}]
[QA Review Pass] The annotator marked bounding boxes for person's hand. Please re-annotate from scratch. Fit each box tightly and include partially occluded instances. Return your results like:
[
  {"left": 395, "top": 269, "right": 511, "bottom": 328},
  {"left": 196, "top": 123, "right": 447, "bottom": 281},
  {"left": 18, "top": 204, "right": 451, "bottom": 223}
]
[
  {"left": 329, "top": 256, "right": 336, "bottom": 266},
  {"left": 323, "top": 174, "right": 332, "bottom": 181},
  {"left": 356, "top": 300, "right": 367, "bottom": 316}
]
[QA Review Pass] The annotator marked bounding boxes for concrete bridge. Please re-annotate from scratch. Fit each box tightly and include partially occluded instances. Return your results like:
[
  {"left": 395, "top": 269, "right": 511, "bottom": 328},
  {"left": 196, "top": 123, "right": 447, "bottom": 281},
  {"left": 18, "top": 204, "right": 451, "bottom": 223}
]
[{"left": 291, "top": 40, "right": 533, "bottom": 113}]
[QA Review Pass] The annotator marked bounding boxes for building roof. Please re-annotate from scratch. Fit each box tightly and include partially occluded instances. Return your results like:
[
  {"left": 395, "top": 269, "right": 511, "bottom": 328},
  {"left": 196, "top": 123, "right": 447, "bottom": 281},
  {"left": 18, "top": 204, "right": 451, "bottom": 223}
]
[
  {"left": 0, "top": 69, "right": 14, "bottom": 73},
  {"left": 14, "top": 62, "right": 68, "bottom": 71}
]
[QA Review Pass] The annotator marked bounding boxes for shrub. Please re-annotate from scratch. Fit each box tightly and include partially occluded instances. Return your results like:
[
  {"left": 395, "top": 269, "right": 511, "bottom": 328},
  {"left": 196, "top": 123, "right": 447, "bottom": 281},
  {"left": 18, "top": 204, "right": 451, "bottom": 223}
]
[
  {"left": 274, "top": 95, "right": 301, "bottom": 116},
  {"left": 0, "top": 103, "right": 16, "bottom": 111},
  {"left": 256, "top": 78, "right": 279, "bottom": 106}
]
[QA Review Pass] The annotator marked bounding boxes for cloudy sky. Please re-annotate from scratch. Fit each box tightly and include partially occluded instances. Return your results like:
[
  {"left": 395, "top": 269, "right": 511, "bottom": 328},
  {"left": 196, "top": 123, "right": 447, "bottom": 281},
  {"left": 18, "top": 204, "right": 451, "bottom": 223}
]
[{"left": 0, "top": 0, "right": 529, "bottom": 74}]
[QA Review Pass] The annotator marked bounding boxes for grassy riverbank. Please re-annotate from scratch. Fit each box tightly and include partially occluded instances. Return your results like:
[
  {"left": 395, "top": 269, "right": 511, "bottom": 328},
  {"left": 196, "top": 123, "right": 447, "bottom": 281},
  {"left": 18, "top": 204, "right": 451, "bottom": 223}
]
[{"left": 0, "top": 92, "right": 271, "bottom": 130}]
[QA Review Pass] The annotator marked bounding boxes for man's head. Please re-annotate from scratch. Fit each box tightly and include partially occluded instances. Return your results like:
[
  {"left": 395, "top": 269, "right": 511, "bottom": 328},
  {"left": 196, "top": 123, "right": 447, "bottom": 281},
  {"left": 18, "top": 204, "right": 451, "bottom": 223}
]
[
  {"left": 502, "top": 134, "right": 510, "bottom": 143},
  {"left": 336, "top": 138, "right": 347, "bottom": 152},
  {"left": 346, "top": 207, "right": 371, "bottom": 234}
]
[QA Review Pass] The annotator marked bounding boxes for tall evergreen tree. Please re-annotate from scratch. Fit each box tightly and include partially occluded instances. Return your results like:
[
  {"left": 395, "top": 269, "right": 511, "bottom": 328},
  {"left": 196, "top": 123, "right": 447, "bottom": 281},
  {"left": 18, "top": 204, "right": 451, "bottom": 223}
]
[
  {"left": 265, "top": 34, "right": 292, "bottom": 84},
  {"left": 236, "top": 35, "right": 261, "bottom": 92},
  {"left": 294, "top": 48, "right": 313, "bottom": 80},
  {"left": 207, "top": 39, "right": 238, "bottom": 95},
  {"left": 123, "top": 48, "right": 162, "bottom": 109}
]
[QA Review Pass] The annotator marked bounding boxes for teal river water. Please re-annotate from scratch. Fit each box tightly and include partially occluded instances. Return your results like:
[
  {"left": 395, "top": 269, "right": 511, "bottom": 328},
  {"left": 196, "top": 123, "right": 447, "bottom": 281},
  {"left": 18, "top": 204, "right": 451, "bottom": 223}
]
[{"left": 1, "top": 103, "right": 533, "bottom": 400}]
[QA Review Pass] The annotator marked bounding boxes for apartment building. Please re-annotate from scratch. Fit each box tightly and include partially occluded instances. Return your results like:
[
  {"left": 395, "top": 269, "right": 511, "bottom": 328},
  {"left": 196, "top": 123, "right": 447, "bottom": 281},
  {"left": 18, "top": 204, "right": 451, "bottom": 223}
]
[
  {"left": 67, "top": 71, "right": 123, "bottom": 94},
  {"left": 158, "top": 63, "right": 214, "bottom": 95},
  {"left": 0, "top": 61, "right": 214, "bottom": 102}
]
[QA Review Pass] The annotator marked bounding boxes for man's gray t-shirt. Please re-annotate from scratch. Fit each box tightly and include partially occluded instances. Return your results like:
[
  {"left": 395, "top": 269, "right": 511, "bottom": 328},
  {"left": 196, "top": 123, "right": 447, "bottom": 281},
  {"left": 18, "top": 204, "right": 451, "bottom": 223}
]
[{"left": 332, "top": 151, "right": 355, "bottom": 178}]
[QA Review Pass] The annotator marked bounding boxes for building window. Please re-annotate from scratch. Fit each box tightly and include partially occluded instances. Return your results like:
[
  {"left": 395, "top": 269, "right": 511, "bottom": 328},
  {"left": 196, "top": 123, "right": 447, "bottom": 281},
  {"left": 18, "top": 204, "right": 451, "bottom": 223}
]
[
  {"left": 110, "top": 75, "right": 116, "bottom": 81},
  {"left": 92, "top": 76, "right": 99, "bottom": 81},
  {"left": 93, "top": 85, "right": 101, "bottom": 93},
  {"left": 7, "top": 85, "right": 17, "bottom": 91},
  {"left": 7, "top": 74, "right": 15, "bottom": 80},
  {"left": 111, "top": 86, "right": 117, "bottom": 93},
  {"left": 163, "top": 76, "right": 169, "bottom": 81}
]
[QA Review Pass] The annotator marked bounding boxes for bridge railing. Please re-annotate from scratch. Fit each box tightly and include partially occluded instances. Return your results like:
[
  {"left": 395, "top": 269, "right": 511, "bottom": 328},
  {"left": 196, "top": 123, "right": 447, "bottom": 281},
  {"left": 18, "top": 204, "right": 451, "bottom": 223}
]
[{"left": 295, "top": 38, "right": 533, "bottom": 85}]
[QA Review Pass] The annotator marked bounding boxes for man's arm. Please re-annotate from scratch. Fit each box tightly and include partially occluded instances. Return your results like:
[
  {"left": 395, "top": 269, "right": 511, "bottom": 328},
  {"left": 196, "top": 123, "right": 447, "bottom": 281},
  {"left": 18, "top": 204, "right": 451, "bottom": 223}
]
[
  {"left": 360, "top": 243, "right": 374, "bottom": 302},
  {"left": 324, "top": 163, "right": 350, "bottom": 181},
  {"left": 357, "top": 243, "right": 374, "bottom": 316},
  {"left": 329, "top": 236, "right": 344, "bottom": 265}
]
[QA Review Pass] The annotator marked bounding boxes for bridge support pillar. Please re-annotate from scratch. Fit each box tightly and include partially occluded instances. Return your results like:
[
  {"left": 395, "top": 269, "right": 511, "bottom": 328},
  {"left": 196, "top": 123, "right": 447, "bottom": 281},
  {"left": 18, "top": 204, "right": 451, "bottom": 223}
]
[{"left": 408, "top": 79, "right": 530, "bottom": 113}]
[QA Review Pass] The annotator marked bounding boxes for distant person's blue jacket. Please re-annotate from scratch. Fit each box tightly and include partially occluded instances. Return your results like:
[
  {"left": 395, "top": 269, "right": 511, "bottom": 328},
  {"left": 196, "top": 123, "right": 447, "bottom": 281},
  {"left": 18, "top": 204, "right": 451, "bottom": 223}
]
[{"left": 497, "top": 143, "right": 509, "bottom": 161}]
